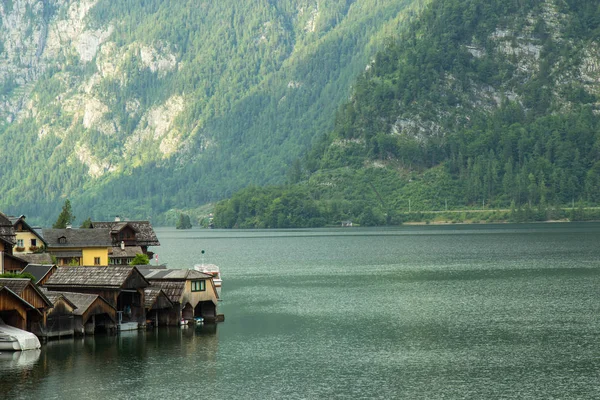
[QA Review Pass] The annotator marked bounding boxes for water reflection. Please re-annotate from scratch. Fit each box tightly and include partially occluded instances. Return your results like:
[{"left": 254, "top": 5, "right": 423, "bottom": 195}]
[{"left": 0, "top": 325, "right": 219, "bottom": 400}]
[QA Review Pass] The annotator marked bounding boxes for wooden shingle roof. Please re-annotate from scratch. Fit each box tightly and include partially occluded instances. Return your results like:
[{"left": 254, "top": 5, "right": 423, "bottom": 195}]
[
  {"left": 91, "top": 221, "right": 160, "bottom": 247},
  {"left": 39, "top": 289, "right": 78, "bottom": 310},
  {"left": 147, "top": 281, "right": 185, "bottom": 303},
  {"left": 44, "top": 266, "right": 149, "bottom": 289},
  {"left": 111, "top": 246, "right": 143, "bottom": 258},
  {"left": 17, "top": 253, "right": 54, "bottom": 265},
  {"left": 144, "top": 287, "right": 173, "bottom": 309},
  {"left": 0, "top": 211, "right": 15, "bottom": 246},
  {"left": 0, "top": 278, "right": 52, "bottom": 307},
  {"left": 138, "top": 268, "right": 212, "bottom": 280},
  {"left": 42, "top": 228, "right": 112, "bottom": 248}
]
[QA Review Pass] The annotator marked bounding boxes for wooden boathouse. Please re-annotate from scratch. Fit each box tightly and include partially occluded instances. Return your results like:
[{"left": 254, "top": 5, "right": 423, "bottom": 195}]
[
  {"left": 138, "top": 268, "right": 220, "bottom": 324},
  {"left": 0, "top": 278, "right": 52, "bottom": 335},
  {"left": 43, "top": 266, "right": 149, "bottom": 328}
]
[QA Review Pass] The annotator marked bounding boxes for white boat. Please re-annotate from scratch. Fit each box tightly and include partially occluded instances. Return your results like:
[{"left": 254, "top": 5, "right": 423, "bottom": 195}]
[
  {"left": 194, "top": 264, "right": 222, "bottom": 297},
  {"left": 0, "top": 319, "right": 41, "bottom": 351}
]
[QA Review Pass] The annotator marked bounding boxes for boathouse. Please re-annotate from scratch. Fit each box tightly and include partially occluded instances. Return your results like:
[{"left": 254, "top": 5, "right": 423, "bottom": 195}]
[
  {"left": 42, "top": 289, "right": 117, "bottom": 335},
  {"left": 144, "top": 287, "right": 173, "bottom": 326},
  {"left": 0, "top": 278, "right": 52, "bottom": 335},
  {"left": 40, "top": 290, "right": 77, "bottom": 338},
  {"left": 43, "top": 266, "right": 149, "bottom": 328},
  {"left": 139, "top": 268, "right": 219, "bottom": 324}
]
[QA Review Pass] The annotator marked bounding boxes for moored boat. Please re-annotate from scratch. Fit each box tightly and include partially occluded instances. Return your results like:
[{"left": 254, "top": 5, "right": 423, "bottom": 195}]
[{"left": 0, "top": 319, "right": 41, "bottom": 351}]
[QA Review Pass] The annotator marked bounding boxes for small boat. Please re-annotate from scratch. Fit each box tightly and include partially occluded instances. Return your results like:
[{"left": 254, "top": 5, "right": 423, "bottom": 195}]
[
  {"left": 194, "top": 263, "right": 222, "bottom": 298},
  {"left": 0, "top": 320, "right": 41, "bottom": 351}
]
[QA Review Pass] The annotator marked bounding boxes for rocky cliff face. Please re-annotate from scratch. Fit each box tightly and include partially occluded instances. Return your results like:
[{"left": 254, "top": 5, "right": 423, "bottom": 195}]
[{"left": 1, "top": 0, "right": 185, "bottom": 178}]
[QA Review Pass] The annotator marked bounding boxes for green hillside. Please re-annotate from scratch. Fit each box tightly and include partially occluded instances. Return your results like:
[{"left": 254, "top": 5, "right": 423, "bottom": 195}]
[
  {"left": 0, "top": 0, "right": 425, "bottom": 225},
  {"left": 214, "top": 0, "right": 600, "bottom": 227}
]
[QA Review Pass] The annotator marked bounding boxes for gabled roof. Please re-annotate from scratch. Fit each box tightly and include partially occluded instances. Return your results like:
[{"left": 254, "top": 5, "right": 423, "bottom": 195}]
[
  {"left": 42, "top": 228, "right": 112, "bottom": 248},
  {"left": 17, "top": 253, "right": 54, "bottom": 265},
  {"left": 44, "top": 266, "right": 149, "bottom": 289},
  {"left": 147, "top": 281, "right": 185, "bottom": 303},
  {"left": 7, "top": 215, "right": 47, "bottom": 246},
  {"left": 111, "top": 246, "right": 143, "bottom": 258},
  {"left": 22, "top": 264, "right": 57, "bottom": 285},
  {"left": 0, "top": 211, "right": 16, "bottom": 246},
  {"left": 144, "top": 287, "right": 174, "bottom": 309},
  {"left": 138, "top": 268, "right": 213, "bottom": 281},
  {"left": 91, "top": 221, "right": 160, "bottom": 247},
  {"left": 0, "top": 278, "right": 52, "bottom": 307},
  {"left": 41, "top": 289, "right": 116, "bottom": 316},
  {"left": 0, "top": 286, "right": 38, "bottom": 312},
  {"left": 39, "top": 289, "right": 78, "bottom": 310}
]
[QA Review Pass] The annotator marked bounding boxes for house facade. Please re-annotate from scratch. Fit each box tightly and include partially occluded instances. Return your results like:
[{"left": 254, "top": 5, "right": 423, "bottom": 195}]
[
  {"left": 8, "top": 215, "right": 47, "bottom": 254},
  {"left": 42, "top": 228, "right": 112, "bottom": 266}
]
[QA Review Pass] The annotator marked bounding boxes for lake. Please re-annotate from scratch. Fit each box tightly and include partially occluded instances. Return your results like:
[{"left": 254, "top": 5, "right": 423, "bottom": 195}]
[{"left": 2, "top": 223, "right": 600, "bottom": 399}]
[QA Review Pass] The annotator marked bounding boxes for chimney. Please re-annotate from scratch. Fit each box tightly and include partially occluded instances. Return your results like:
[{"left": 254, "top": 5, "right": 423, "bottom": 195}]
[
  {"left": 115, "top": 215, "right": 121, "bottom": 222},
  {"left": 121, "top": 241, "right": 125, "bottom": 250},
  {"left": 66, "top": 224, "right": 72, "bottom": 229}
]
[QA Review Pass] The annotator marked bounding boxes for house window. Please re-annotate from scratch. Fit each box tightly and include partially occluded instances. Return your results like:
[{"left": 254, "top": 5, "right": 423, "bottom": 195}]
[
  {"left": 94, "top": 257, "right": 101, "bottom": 265},
  {"left": 17, "top": 239, "right": 23, "bottom": 247},
  {"left": 191, "top": 280, "right": 206, "bottom": 292},
  {"left": 59, "top": 237, "right": 67, "bottom": 244},
  {"left": 31, "top": 239, "right": 37, "bottom": 247}
]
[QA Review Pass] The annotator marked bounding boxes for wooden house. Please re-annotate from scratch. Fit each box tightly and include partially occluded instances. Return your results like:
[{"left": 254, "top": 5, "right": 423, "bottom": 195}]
[
  {"left": 41, "top": 289, "right": 117, "bottom": 336},
  {"left": 43, "top": 266, "right": 149, "bottom": 328},
  {"left": 8, "top": 215, "right": 48, "bottom": 254},
  {"left": 139, "top": 268, "right": 219, "bottom": 325},
  {"left": 0, "top": 211, "right": 16, "bottom": 273},
  {"left": 39, "top": 290, "right": 77, "bottom": 338},
  {"left": 144, "top": 287, "right": 174, "bottom": 327},
  {"left": 90, "top": 219, "right": 160, "bottom": 260},
  {"left": 2, "top": 253, "right": 29, "bottom": 273},
  {"left": 22, "top": 264, "right": 58, "bottom": 286},
  {"left": 0, "top": 278, "right": 52, "bottom": 335},
  {"left": 0, "top": 286, "right": 38, "bottom": 330},
  {"left": 42, "top": 228, "right": 112, "bottom": 266}
]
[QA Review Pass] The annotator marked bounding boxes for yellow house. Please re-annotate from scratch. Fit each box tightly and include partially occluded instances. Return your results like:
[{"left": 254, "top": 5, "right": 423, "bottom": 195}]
[
  {"left": 8, "top": 215, "right": 48, "bottom": 255},
  {"left": 42, "top": 228, "right": 112, "bottom": 266}
]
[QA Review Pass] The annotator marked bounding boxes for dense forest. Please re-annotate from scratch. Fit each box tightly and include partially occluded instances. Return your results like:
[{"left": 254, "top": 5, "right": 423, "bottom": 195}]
[
  {"left": 0, "top": 0, "right": 427, "bottom": 225},
  {"left": 213, "top": 0, "right": 600, "bottom": 228}
]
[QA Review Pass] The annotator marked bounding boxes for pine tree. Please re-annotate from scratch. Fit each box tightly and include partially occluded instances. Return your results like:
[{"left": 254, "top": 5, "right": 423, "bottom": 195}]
[{"left": 53, "top": 199, "right": 75, "bottom": 228}]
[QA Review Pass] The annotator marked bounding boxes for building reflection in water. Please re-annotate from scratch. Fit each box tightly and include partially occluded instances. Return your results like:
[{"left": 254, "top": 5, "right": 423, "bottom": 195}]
[{"left": 0, "top": 324, "right": 219, "bottom": 399}]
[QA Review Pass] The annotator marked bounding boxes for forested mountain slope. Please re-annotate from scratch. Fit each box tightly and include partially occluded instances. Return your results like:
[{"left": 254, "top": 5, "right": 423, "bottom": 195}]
[
  {"left": 0, "top": 0, "right": 425, "bottom": 224},
  {"left": 214, "top": 0, "right": 600, "bottom": 228}
]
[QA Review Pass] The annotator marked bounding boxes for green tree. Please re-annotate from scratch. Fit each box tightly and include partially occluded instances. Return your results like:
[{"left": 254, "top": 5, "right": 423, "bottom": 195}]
[
  {"left": 176, "top": 213, "right": 192, "bottom": 229},
  {"left": 130, "top": 253, "right": 150, "bottom": 265},
  {"left": 53, "top": 199, "right": 75, "bottom": 228},
  {"left": 80, "top": 217, "right": 93, "bottom": 228}
]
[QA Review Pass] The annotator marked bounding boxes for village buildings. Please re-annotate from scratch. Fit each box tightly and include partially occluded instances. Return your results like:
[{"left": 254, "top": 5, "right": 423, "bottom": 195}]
[{"left": 0, "top": 211, "right": 222, "bottom": 345}]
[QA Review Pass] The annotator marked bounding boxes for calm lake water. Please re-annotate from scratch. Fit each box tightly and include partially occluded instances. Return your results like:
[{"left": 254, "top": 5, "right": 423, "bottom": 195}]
[{"left": 2, "top": 223, "right": 600, "bottom": 399}]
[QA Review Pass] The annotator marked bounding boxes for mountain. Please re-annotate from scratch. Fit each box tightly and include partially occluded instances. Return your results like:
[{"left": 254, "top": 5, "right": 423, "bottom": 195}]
[
  {"left": 0, "top": 0, "right": 426, "bottom": 225},
  {"left": 213, "top": 0, "right": 600, "bottom": 228}
]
